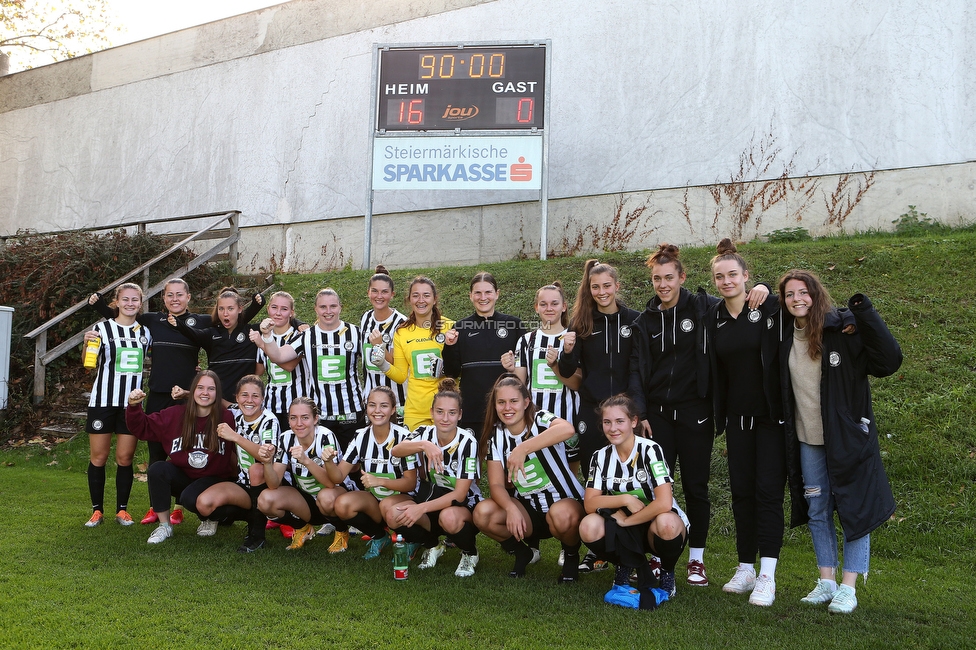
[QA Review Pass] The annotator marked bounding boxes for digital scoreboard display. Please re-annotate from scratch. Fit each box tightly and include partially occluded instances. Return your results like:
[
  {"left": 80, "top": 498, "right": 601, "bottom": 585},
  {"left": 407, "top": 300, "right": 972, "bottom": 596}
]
[{"left": 377, "top": 45, "right": 546, "bottom": 131}]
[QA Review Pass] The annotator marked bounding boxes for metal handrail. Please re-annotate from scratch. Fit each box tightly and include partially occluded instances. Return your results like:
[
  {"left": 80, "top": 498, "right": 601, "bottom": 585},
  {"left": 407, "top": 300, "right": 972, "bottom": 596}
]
[{"left": 21, "top": 210, "right": 241, "bottom": 404}]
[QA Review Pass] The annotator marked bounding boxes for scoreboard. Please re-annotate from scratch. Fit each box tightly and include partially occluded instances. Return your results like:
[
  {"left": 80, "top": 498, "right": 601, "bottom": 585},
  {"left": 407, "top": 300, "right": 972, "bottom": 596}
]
[{"left": 376, "top": 44, "right": 547, "bottom": 131}]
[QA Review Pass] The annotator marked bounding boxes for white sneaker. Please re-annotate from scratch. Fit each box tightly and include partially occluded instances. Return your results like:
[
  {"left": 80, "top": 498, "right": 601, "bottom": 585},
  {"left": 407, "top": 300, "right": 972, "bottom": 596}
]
[
  {"left": 148, "top": 524, "right": 173, "bottom": 544},
  {"left": 558, "top": 549, "right": 565, "bottom": 566},
  {"left": 317, "top": 523, "right": 336, "bottom": 536},
  {"left": 196, "top": 520, "right": 218, "bottom": 537},
  {"left": 418, "top": 543, "right": 446, "bottom": 569},
  {"left": 801, "top": 579, "right": 837, "bottom": 605},
  {"left": 828, "top": 584, "right": 858, "bottom": 614},
  {"left": 723, "top": 565, "right": 757, "bottom": 594},
  {"left": 529, "top": 547, "right": 542, "bottom": 565},
  {"left": 748, "top": 574, "right": 776, "bottom": 606},
  {"left": 455, "top": 553, "right": 479, "bottom": 577}
]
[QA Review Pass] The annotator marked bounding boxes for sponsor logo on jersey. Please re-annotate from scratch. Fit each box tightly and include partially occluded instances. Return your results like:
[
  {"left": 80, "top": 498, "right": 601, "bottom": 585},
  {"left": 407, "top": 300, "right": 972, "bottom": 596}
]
[
  {"left": 512, "top": 457, "right": 553, "bottom": 496},
  {"left": 716, "top": 321, "right": 727, "bottom": 328},
  {"left": 531, "top": 358, "right": 562, "bottom": 391},
  {"left": 680, "top": 319, "right": 694, "bottom": 333},
  {"left": 650, "top": 460, "right": 669, "bottom": 479},
  {"left": 317, "top": 355, "right": 348, "bottom": 382},
  {"left": 411, "top": 348, "right": 441, "bottom": 379},
  {"left": 115, "top": 348, "right": 144, "bottom": 374},
  {"left": 464, "top": 457, "right": 477, "bottom": 474},
  {"left": 829, "top": 351, "right": 841, "bottom": 367},
  {"left": 748, "top": 309, "right": 761, "bottom": 323},
  {"left": 619, "top": 326, "right": 632, "bottom": 338},
  {"left": 268, "top": 362, "right": 292, "bottom": 384}
]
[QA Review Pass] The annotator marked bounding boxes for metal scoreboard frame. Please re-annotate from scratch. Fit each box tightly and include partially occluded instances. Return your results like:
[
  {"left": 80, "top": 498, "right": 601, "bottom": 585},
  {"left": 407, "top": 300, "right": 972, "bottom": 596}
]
[{"left": 364, "top": 41, "right": 552, "bottom": 268}]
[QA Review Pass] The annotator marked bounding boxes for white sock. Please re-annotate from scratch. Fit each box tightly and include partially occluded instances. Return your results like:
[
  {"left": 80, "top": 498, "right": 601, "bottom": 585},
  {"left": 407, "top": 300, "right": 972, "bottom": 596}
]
[
  {"left": 759, "top": 557, "right": 778, "bottom": 578},
  {"left": 688, "top": 547, "right": 704, "bottom": 564}
]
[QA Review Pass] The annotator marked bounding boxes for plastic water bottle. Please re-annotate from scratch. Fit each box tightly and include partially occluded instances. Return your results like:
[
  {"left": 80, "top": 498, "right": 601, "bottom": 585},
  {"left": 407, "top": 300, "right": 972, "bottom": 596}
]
[{"left": 393, "top": 534, "right": 409, "bottom": 580}]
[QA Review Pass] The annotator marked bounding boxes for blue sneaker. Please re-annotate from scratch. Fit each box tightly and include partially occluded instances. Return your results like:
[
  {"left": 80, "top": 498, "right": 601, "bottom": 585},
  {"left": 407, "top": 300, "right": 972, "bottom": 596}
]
[
  {"left": 405, "top": 542, "right": 422, "bottom": 561},
  {"left": 604, "top": 583, "right": 641, "bottom": 609},
  {"left": 363, "top": 534, "right": 391, "bottom": 560}
]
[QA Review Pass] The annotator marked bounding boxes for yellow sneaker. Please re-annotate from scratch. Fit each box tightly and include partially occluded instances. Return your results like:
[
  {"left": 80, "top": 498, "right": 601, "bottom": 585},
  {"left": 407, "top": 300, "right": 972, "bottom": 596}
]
[
  {"left": 286, "top": 524, "right": 315, "bottom": 550},
  {"left": 85, "top": 511, "right": 103, "bottom": 527},
  {"left": 115, "top": 510, "right": 134, "bottom": 526},
  {"left": 328, "top": 530, "right": 350, "bottom": 554}
]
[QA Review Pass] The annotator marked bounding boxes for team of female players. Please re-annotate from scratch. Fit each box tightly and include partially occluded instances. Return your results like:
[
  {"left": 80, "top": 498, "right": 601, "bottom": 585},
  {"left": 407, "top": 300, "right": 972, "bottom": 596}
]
[{"left": 82, "top": 243, "right": 900, "bottom": 614}]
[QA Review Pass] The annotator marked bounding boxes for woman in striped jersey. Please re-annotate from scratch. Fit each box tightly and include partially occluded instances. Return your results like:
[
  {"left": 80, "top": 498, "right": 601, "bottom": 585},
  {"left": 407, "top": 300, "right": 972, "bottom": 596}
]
[
  {"left": 256, "top": 397, "right": 350, "bottom": 550},
  {"left": 370, "top": 277, "right": 455, "bottom": 430},
  {"left": 202, "top": 375, "right": 281, "bottom": 552},
  {"left": 252, "top": 288, "right": 365, "bottom": 453},
  {"left": 360, "top": 266, "right": 407, "bottom": 418},
  {"left": 255, "top": 291, "right": 308, "bottom": 432},
  {"left": 171, "top": 287, "right": 264, "bottom": 405},
  {"left": 387, "top": 378, "right": 483, "bottom": 578},
  {"left": 473, "top": 374, "right": 584, "bottom": 582},
  {"left": 82, "top": 283, "right": 151, "bottom": 528},
  {"left": 580, "top": 394, "right": 689, "bottom": 606},
  {"left": 503, "top": 282, "right": 581, "bottom": 462},
  {"left": 322, "top": 386, "right": 418, "bottom": 559}
]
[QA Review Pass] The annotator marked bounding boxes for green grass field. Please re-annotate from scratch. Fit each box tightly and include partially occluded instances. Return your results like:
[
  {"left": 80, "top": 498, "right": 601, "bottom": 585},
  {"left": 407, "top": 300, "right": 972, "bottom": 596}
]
[{"left": 2, "top": 227, "right": 974, "bottom": 648}]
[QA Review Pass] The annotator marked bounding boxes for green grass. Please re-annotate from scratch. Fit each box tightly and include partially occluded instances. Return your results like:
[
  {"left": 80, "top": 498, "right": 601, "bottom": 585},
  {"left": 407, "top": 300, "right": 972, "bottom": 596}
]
[{"left": 3, "top": 227, "right": 975, "bottom": 648}]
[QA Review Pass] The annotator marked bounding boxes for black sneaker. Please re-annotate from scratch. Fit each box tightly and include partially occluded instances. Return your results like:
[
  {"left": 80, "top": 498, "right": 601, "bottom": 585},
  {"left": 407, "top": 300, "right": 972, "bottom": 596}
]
[
  {"left": 613, "top": 564, "right": 632, "bottom": 586},
  {"left": 660, "top": 570, "right": 676, "bottom": 597},
  {"left": 578, "top": 551, "right": 609, "bottom": 573},
  {"left": 238, "top": 536, "right": 266, "bottom": 553}
]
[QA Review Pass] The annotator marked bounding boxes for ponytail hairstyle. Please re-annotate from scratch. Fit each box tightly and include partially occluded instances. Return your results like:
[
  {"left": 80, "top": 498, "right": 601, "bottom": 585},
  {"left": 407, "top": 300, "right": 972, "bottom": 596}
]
[
  {"left": 710, "top": 238, "right": 748, "bottom": 274},
  {"left": 369, "top": 265, "right": 395, "bottom": 293},
  {"left": 597, "top": 393, "right": 641, "bottom": 422},
  {"left": 111, "top": 282, "right": 145, "bottom": 314},
  {"left": 646, "top": 243, "right": 684, "bottom": 275},
  {"left": 568, "top": 259, "right": 621, "bottom": 338},
  {"left": 401, "top": 276, "right": 444, "bottom": 335},
  {"left": 778, "top": 269, "right": 836, "bottom": 361},
  {"left": 479, "top": 373, "right": 537, "bottom": 459},
  {"left": 210, "top": 287, "right": 246, "bottom": 321},
  {"left": 180, "top": 370, "right": 224, "bottom": 453},
  {"left": 535, "top": 281, "right": 569, "bottom": 329},
  {"left": 432, "top": 377, "right": 462, "bottom": 411}
]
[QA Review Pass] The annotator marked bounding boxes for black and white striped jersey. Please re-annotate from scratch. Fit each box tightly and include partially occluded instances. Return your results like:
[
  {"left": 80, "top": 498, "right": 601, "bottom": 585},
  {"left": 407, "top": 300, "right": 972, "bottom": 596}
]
[
  {"left": 586, "top": 437, "right": 689, "bottom": 527},
  {"left": 289, "top": 323, "right": 365, "bottom": 419},
  {"left": 515, "top": 329, "right": 580, "bottom": 425},
  {"left": 230, "top": 407, "right": 280, "bottom": 487},
  {"left": 275, "top": 425, "right": 350, "bottom": 496},
  {"left": 486, "top": 409, "right": 583, "bottom": 512},
  {"left": 360, "top": 309, "right": 408, "bottom": 406},
  {"left": 407, "top": 425, "right": 482, "bottom": 508},
  {"left": 342, "top": 423, "right": 416, "bottom": 499},
  {"left": 257, "top": 327, "right": 311, "bottom": 415},
  {"left": 88, "top": 319, "right": 151, "bottom": 408}
]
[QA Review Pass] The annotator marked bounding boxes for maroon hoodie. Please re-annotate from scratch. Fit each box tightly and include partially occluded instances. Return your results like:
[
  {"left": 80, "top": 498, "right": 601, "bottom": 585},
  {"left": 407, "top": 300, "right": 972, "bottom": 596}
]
[{"left": 126, "top": 403, "right": 238, "bottom": 480}]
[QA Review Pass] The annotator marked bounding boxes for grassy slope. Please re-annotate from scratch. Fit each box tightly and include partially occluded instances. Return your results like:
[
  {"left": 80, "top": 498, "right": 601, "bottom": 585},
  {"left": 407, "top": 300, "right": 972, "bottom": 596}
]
[{"left": 2, "top": 229, "right": 974, "bottom": 648}]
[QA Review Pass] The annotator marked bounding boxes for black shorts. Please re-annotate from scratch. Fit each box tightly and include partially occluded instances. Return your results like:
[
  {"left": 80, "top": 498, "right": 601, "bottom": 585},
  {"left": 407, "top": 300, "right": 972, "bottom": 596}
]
[
  {"left": 295, "top": 485, "right": 346, "bottom": 526},
  {"left": 86, "top": 406, "right": 130, "bottom": 434},
  {"left": 413, "top": 483, "right": 471, "bottom": 534},
  {"left": 515, "top": 495, "right": 554, "bottom": 542}
]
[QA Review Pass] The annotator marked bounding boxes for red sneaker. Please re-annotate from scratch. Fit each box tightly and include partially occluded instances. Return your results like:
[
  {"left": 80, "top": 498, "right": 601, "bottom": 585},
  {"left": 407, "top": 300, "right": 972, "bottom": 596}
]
[
  {"left": 266, "top": 520, "right": 281, "bottom": 531},
  {"left": 170, "top": 509, "right": 184, "bottom": 525},
  {"left": 280, "top": 525, "right": 295, "bottom": 539},
  {"left": 140, "top": 508, "right": 159, "bottom": 525}
]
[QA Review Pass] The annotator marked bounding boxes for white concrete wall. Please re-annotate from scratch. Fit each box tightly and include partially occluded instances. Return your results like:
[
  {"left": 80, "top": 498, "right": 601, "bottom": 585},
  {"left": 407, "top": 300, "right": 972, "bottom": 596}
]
[{"left": 1, "top": 0, "right": 974, "bottom": 271}]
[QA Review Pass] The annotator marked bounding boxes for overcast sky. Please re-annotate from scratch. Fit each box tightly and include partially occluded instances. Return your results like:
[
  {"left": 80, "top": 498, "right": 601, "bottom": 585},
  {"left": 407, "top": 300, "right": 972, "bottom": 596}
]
[{"left": 109, "top": 0, "right": 288, "bottom": 45}]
